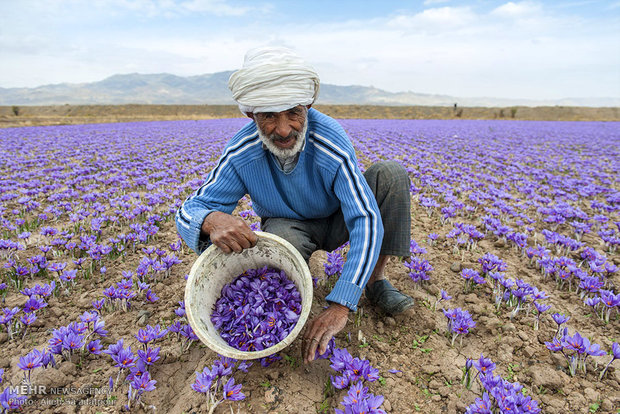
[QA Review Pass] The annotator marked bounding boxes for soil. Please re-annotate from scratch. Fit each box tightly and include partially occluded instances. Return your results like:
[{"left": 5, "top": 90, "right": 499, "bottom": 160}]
[{"left": 0, "top": 117, "right": 618, "bottom": 414}]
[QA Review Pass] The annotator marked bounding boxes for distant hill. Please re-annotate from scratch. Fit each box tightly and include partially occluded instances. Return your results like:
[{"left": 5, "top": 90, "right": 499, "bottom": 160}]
[{"left": 1, "top": 72, "right": 618, "bottom": 107}]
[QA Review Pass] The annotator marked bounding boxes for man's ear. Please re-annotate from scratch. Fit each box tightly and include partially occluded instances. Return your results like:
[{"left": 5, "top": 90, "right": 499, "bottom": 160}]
[
  {"left": 246, "top": 112, "right": 255, "bottom": 120},
  {"left": 306, "top": 105, "right": 312, "bottom": 110}
]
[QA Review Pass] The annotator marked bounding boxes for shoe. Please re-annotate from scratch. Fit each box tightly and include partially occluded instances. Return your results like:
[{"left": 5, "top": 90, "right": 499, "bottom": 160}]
[{"left": 365, "top": 279, "right": 414, "bottom": 315}]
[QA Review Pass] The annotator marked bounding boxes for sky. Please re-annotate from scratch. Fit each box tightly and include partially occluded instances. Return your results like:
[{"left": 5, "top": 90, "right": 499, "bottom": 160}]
[{"left": 1, "top": 0, "right": 619, "bottom": 100}]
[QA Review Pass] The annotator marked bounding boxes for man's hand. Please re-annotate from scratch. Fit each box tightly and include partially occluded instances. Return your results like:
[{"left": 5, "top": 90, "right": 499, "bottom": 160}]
[
  {"left": 202, "top": 211, "right": 258, "bottom": 254},
  {"left": 302, "top": 303, "right": 349, "bottom": 364}
]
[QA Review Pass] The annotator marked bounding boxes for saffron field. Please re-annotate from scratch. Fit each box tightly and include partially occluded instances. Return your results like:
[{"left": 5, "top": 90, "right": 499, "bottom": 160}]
[{"left": 0, "top": 118, "right": 618, "bottom": 413}]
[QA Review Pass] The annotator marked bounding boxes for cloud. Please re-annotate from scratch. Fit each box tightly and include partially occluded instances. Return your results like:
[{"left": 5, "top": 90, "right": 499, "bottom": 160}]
[
  {"left": 387, "top": 6, "right": 477, "bottom": 32},
  {"left": 0, "top": 0, "right": 617, "bottom": 99},
  {"left": 179, "top": 0, "right": 251, "bottom": 16},
  {"left": 423, "top": 0, "right": 451, "bottom": 5},
  {"left": 490, "top": 1, "right": 543, "bottom": 18},
  {"left": 608, "top": 0, "right": 620, "bottom": 9}
]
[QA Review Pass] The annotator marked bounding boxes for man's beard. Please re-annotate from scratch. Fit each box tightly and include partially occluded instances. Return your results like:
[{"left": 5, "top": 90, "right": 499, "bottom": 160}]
[{"left": 257, "top": 120, "right": 307, "bottom": 159}]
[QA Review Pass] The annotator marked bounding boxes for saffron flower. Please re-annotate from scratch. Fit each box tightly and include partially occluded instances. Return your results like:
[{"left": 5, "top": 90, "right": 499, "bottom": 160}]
[
  {"left": 443, "top": 308, "right": 476, "bottom": 346},
  {"left": 211, "top": 266, "right": 301, "bottom": 353},
  {"left": 130, "top": 370, "right": 157, "bottom": 393},
  {"left": 324, "top": 251, "right": 345, "bottom": 276},
  {"left": 533, "top": 302, "right": 550, "bottom": 330},
  {"left": 145, "top": 288, "right": 159, "bottom": 302},
  {"left": 111, "top": 347, "right": 136, "bottom": 369},
  {"left": 18, "top": 349, "right": 43, "bottom": 383},
  {"left": 0, "top": 387, "right": 28, "bottom": 410},
  {"left": 222, "top": 377, "right": 245, "bottom": 401},
  {"left": 87, "top": 339, "right": 103, "bottom": 355},
  {"left": 552, "top": 313, "right": 570, "bottom": 338},
  {"left": 191, "top": 367, "right": 214, "bottom": 393},
  {"left": 137, "top": 347, "right": 160, "bottom": 365}
]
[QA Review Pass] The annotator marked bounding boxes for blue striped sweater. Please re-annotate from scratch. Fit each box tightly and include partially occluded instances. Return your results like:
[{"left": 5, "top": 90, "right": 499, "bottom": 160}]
[{"left": 176, "top": 108, "right": 384, "bottom": 311}]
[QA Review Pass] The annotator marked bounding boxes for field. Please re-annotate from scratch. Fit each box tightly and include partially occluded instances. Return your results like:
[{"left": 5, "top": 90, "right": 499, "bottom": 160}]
[
  {"left": 1, "top": 104, "right": 620, "bottom": 129},
  {"left": 0, "top": 116, "right": 619, "bottom": 413}
]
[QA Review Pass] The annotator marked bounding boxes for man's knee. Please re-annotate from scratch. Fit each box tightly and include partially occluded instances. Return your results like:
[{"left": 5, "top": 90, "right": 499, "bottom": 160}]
[
  {"left": 364, "top": 161, "right": 410, "bottom": 193},
  {"left": 260, "top": 218, "right": 316, "bottom": 262}
]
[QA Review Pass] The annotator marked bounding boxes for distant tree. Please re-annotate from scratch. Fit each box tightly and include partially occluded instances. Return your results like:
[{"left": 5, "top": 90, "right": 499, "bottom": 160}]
[
  {"left": 510, "top": 107, "right": 517, "bottom": 118},
  {"left": 11, "top": 106, "right": 19, "bottom": 116}
]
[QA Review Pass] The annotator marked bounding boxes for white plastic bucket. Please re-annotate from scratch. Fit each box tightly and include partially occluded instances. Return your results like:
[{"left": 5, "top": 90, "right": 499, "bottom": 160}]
[{"left": 185, "top": 231, "right": 313, "bottom": 360}]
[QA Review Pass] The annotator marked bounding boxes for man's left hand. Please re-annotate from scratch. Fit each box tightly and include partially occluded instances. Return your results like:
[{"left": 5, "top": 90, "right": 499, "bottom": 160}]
[{"left": 302, "top": 303, "right": 349, "bottom": 364}]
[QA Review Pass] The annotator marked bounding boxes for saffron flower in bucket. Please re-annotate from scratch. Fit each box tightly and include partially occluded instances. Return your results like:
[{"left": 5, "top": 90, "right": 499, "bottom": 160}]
[{"left": 211, "top": 266, "right": 302, "bottom": 353}]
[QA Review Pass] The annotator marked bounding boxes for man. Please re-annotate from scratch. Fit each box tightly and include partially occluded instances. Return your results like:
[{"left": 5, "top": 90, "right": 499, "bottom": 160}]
[{"left": 176, "top": 47, "right": 414, "bottom": 364}]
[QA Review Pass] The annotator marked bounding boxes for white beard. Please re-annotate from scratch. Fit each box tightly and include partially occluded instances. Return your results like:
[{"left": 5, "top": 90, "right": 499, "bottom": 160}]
[{"left": 257, "top": 119, "right": 307, "bottom": 160}]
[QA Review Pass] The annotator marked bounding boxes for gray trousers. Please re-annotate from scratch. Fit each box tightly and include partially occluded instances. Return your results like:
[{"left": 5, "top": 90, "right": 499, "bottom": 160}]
[{"left": 261, "top": 161, "right": 411, "bottom": 260}]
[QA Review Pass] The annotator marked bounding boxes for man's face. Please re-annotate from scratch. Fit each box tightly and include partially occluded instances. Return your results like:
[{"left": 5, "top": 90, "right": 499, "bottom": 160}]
[{"left": 254, "top": 106, "right": 307, "bottom": 158}]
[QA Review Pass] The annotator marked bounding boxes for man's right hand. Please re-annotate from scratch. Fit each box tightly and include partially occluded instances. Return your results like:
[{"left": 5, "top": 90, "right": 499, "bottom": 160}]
[{"left": 201, "top": 211, "right": 258, "bottom": 254}]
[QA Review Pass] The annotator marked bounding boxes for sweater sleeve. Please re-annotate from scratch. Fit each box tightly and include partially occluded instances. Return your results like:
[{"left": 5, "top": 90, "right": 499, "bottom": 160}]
[
  {"left": 324, "top": 161, "right": 384, "bottom": 312},
  {"left": 175, "top": 153, "right": 247, "bottom": 254}
]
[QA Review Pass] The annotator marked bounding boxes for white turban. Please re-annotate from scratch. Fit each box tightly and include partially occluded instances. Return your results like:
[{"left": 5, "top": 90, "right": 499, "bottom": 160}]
[{"left": 228, "top": 46, "right": 320, "bottom": 114}]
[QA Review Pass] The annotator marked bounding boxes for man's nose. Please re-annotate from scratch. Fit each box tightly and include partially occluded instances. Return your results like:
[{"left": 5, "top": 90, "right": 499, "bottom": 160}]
[{"left": 274, "top": 114, "right": 293, "bottom": 138}]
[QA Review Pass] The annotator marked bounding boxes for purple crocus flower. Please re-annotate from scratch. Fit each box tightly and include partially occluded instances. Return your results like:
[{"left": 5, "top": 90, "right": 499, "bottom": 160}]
[
  {"left": 174, "top": 307, "right": 186, "bottom": 318},
  {"left": 461, "top": 268, "right": 479, "bottom": 280},
  {"left": 584, "top": 297, "right": 601, "bottom": 308},
  {"left": 600, "top": 290, "right": 620, "bottom": 308},
  {"left": 127, "top": 359, "right": 148, "bottom": 382},
  {"left": 137, "top": 347, "right": 160, "bottom": 365},
  {"left": 111, "top": 347, "right": 136, "bottom": 369},
  {"left": 330, "top": 347, "right": 354, "bottom": 372},
  {"left": 0, "top": 387, "right": 28, "bottom": 409},
  {"left": 62, "top": 332, "right": 84, "bottom": 351},
  {"left": 466, "top": 392, "right": 493, "bottom": 414},
  {"left": 80, "top": 311, "right": 98, "bottom": 324},
  {"left": 545, "top": 338, "right": 563, "bottom": 352},
  {"left": 343, "top": 381, "right": 369, "bottom": 406},
  {"left": 17, "top": 349, "right": 43, "bottom": 371},
  {"left": 103, "top": 339, "right": 125, "bottom": 357},
  {"left": 222, "top": 377, "right": 245, "bottom": 401},
  {"left": 87, "top": 339, "right": 103, "bottom": 355},
  {"left": 473, "top": 354, "right": 496, "bottom": 375},
  {"left": 90, "top": 318, "right": 107, "bottom": 337},
  {"left": 179, "top": 324, "right": 198, "bottom": 341},
  {"left": 191, "top": 367, "right": 214, "bottom": 393},
  {"left": 315, "top": 336, "right": 336, "bottom": 360},
  {"left": 562, "top": 332, "right": 585, "bottom": 354},
  {"left": 135, "top": 328, "right": 154, "bottom": 345},
  {"left": 20, "top": 312, "right": 37, "bottom": 326},
  {"left": 92, "top": 299, "right": 105, "bottom": 311},
  {"left": 331, "top": 374, "right": 350, "bottom": 390},
  {"left": 534, "top": 302, "right": 551, "bottom": 314},
  {"left": 585, "top": 342, "right": 607, "bottom": 357},
  {"left": 146, "top": 324, "right": 168, "bottom": 341},
  {"left": 23, "top": 297, "right": 47, "bottom": 313},
  {"left": 552, "top": 312, "right": 570, "bottom": 325},
  {"left": 130, "top": 370, "right": 157, "bottom": 393},
  {"left": 145, "top": 289, "right": 159, "bottom": 302}
]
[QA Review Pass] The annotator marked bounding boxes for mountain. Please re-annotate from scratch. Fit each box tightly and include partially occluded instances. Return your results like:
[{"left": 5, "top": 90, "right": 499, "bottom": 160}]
[{"left": 1, "top": 72, "right": 617, "bottom": 107}]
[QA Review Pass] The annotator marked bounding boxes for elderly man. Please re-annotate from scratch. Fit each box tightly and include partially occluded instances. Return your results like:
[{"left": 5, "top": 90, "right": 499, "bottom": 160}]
[{"left": 176, "top": 47, "right": 413, "bottom": 363}]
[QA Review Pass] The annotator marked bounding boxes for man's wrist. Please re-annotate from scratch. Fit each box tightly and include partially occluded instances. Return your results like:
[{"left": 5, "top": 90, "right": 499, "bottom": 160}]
[
  {"left": 328, "top": 302, "right": 350, "bottom": 315},
  {"left": 201, "top": 211, "right": 220, "bottom": 236}
]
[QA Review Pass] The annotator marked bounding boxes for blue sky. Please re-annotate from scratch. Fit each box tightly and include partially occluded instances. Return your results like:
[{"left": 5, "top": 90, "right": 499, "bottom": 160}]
[{"left": 1, "top": 0, "right": 619, "bottom": 100}]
